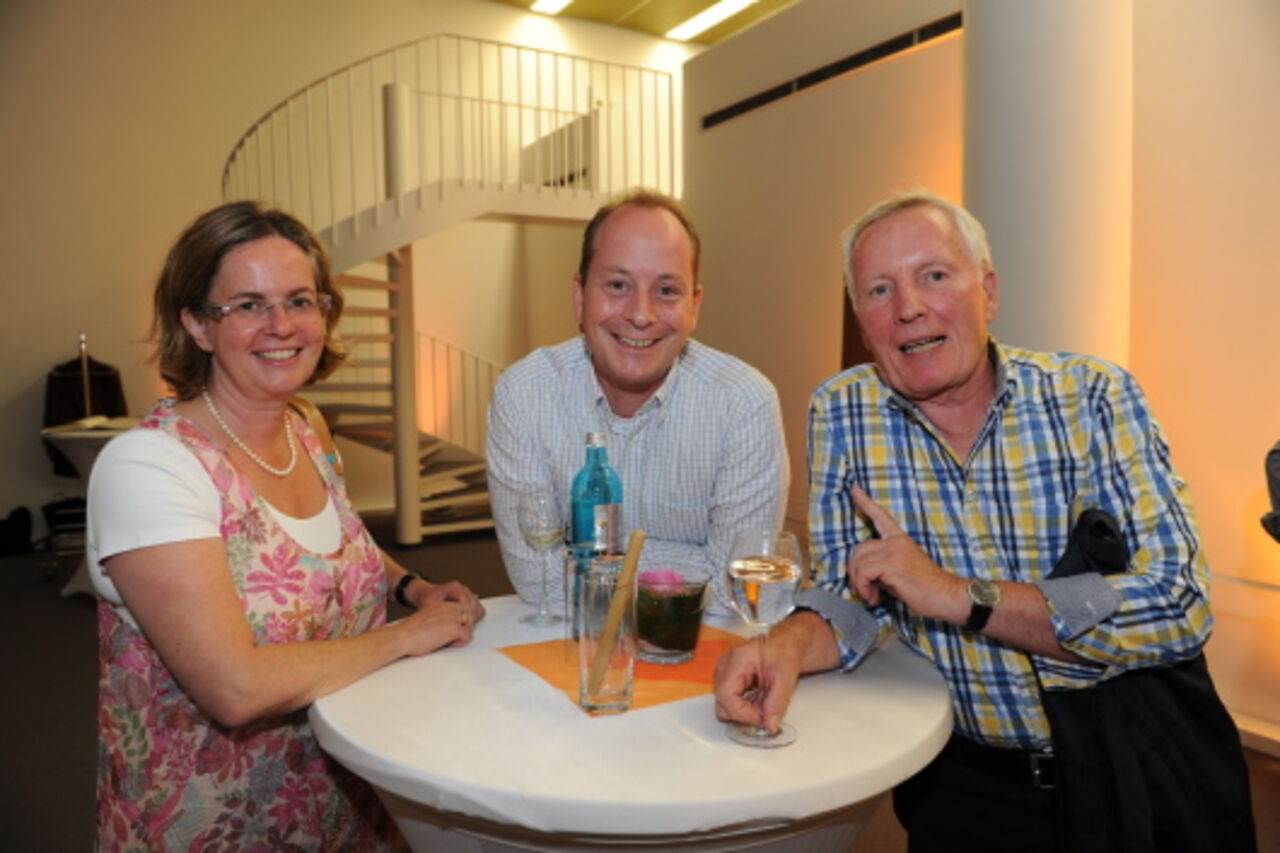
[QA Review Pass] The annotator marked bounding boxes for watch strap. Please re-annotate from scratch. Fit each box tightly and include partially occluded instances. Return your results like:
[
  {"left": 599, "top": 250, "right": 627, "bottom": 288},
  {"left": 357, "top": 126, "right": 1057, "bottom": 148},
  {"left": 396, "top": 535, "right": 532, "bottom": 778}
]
[
  {"left": 394, "top": 572, "right": 424, "bottom": 609},
  {"left": 964, "top": 579, "right": 999, "bottom": 632},
  {"left": 965, "top": 600, "right": 994, "bottom": 632}
]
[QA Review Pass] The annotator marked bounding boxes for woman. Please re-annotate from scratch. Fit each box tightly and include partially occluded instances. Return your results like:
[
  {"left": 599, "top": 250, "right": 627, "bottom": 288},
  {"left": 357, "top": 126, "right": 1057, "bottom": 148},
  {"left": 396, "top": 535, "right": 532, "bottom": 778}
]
[{"left": 87, "top": 201, "right": 485, "bottom": 851}]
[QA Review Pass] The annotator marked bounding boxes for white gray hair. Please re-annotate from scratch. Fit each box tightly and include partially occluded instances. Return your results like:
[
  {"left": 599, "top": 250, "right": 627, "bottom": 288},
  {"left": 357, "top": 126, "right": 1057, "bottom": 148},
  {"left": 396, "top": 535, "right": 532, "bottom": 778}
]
[{"left": 840, "top": 190, "right": 993, "bottom": 306}]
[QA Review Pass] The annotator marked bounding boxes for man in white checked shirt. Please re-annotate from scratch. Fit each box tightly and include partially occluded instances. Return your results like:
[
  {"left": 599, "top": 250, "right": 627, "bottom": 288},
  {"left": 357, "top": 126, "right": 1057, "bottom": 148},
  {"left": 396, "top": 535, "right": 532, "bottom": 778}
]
[{"left": 485, "top": 189, "right": 788, "bottom": 615}]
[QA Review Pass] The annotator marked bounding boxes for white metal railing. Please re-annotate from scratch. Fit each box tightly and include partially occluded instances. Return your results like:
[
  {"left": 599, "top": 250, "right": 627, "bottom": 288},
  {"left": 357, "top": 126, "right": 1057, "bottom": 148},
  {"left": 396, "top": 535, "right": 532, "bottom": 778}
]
[
  {"left": 414, "top": 333, "right": 503, "bottom": 459},
  {"left": 305, "top": 323, "right": 501, "bottom": 460},
  {"left": 222, "top": 33, "right": 675, "bottom": 244}
]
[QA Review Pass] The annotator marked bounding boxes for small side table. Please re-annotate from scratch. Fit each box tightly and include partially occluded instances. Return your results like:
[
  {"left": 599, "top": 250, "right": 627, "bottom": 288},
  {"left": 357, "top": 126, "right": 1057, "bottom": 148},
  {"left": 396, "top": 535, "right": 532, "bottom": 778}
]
[{"left": 40, "top": 421, "right": 137, "bottom": 597}]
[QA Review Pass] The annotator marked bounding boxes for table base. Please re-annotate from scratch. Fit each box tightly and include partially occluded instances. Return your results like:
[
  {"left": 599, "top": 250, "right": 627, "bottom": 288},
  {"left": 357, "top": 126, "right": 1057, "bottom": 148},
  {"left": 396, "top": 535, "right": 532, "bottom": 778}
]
[
  {"left": 377, "top": 788, "right": 881, "bottom": 852},
  {"left": 61, "top": 559, "right": 96, "bottom": 598}
]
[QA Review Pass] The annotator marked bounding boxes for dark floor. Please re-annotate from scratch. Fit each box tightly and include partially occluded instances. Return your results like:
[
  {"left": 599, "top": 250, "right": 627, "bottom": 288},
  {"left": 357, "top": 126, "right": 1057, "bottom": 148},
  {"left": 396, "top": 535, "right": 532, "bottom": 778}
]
[{"left": 2, "top": 520, "right": 1277, "bottom": 851}]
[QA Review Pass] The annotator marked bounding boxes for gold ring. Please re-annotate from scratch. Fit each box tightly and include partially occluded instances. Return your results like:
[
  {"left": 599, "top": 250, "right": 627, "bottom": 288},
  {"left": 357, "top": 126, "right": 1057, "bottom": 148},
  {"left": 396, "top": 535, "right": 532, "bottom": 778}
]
[{"left": 460, "top": 612, "right": 470, "bottom": 626}]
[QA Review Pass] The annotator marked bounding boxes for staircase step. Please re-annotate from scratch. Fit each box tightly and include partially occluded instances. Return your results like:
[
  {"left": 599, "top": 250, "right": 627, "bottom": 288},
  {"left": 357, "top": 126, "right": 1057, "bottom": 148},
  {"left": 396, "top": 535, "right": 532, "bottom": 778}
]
[
  {"left": 343, "top": 333, "right": 395, "bottom": 345},
  {"left": 421, "top": 488, "right": 490, "bottom": 512},
  {"left": 342, "top": 306, "right": 395, "bottom": 319},
  {"left": 420, "top": 492, "right": 496, "bottom": 536},
  {"left": 336, "top": 273, "right": 399, "bottom": 292},
  {"left": 419, "top": 440, "right": 445, "bottom": 463},
  {"left": 421, "top": 460, "right": 486, "bottom": 490},
  {"left": 313, "top": 382, "right": 392, "bottom": 393},
  {"left": 337, "top": 357, "right": 392, "bottom": 369},
  {"left": 422, "top": 476, "right": 469, "bottom": 497},
  {"left": 420, "top": 517, "right": 496, "bottom": 536},
  {"left": 334, "top": 427, "right": 447, "bottom": 459},
  {"left": 332, "top": 420, "right": 393, "bottom": 435},
  {"left": 320, "top": 402, "right": 393, "bottom": 417}
]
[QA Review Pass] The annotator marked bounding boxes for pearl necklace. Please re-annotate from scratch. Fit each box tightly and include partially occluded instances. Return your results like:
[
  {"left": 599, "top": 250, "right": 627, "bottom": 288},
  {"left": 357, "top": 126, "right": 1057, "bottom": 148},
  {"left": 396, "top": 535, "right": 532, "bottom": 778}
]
[{"left": 202, "top": 390, "right": 297, "bottom": 477}]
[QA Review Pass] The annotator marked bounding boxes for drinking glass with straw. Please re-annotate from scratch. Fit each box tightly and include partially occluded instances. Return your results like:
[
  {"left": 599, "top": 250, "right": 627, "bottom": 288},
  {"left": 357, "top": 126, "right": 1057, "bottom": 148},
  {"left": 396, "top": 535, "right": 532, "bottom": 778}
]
[{"left": 579, "top": 531, "right": 646, "bottom": 714}]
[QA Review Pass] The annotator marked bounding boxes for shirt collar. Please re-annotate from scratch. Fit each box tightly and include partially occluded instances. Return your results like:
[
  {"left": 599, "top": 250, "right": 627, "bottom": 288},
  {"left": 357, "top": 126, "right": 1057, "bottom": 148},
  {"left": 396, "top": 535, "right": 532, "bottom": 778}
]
[{"left": 583, "top": 337, "right": 689, "bottom": 419}]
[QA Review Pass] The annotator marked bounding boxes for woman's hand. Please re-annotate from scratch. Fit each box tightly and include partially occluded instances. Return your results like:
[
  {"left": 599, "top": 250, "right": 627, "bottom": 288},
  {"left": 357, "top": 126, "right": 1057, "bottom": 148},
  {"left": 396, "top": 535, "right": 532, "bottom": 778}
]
[
  {"left": 396, "top": 599, "right": 478, "bottom": 656},
  {"left": 412, "top": 578, "right": 486, "bottom": 626}
]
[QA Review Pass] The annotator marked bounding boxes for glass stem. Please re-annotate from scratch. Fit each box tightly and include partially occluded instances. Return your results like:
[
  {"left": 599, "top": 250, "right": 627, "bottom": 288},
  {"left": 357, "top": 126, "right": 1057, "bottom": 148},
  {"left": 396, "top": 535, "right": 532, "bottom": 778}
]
[
  {"left": 538, "top": 550, "right": 549, "bottom": 617},
  {"left": 756, "top": 628, "right": 768, "bottom": 732}
]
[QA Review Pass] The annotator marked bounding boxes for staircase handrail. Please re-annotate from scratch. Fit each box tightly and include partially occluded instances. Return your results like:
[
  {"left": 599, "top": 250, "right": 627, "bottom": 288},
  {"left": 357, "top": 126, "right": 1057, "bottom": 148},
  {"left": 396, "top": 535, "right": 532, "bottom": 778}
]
[{"left": 221, "top": 32, "right": 676, "bottom": 242}]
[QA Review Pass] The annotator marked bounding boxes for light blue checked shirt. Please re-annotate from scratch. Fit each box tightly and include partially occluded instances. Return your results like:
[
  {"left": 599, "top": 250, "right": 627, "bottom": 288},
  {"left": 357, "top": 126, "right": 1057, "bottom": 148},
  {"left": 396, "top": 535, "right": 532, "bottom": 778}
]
[
  {"left": 486, "top": 337, "right": 788, "bottom": 615},
  {"left": 796, "top": 342, "right": 1212, "bottom": 751}
]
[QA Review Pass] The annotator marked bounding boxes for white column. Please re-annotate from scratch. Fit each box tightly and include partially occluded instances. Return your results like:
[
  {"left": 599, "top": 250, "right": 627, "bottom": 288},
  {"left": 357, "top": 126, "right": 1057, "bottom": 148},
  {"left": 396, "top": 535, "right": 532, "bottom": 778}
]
[
  {"left": 384, "top": 83, "right": 422, "bottom": 545},
  {"left": 963, "top": 0, "right": 1133, "bottom": 366}
]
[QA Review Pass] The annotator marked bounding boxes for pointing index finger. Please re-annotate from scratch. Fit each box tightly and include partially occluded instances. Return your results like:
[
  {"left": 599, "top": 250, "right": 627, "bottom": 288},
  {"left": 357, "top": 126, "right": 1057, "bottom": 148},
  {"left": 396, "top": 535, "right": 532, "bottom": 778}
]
[{"left": 850, "top": 485, "right": 904, "bottom": 537}]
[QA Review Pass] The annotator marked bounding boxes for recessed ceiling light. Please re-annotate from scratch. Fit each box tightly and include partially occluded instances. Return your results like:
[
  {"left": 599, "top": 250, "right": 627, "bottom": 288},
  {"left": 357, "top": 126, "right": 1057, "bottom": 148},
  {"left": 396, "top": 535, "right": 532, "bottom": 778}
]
[
  {"left": 531, "top": 0, "right": 573, "bottom": 14},
  {"left": 666, "top": 0, "right": 758, "bottom": 41}
]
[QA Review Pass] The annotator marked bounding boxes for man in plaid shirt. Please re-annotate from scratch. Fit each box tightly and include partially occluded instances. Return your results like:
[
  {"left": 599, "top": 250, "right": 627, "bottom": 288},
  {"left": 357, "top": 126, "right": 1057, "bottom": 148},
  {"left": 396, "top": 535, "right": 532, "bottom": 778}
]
[{"left": 715, "top": 191, "right": 1232, "bottom": 851}]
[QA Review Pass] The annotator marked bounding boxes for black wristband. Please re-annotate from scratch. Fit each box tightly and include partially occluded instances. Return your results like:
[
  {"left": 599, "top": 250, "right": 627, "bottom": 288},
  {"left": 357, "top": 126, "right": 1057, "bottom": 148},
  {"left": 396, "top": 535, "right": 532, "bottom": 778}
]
[{"left": 394, "top": 572, "right": 425, "bottom": 609}]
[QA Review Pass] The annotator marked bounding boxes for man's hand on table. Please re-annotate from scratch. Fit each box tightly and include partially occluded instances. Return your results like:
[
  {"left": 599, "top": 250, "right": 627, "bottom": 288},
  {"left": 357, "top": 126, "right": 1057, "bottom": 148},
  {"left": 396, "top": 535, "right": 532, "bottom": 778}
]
[{"left": 713, "top": 611, "right": 838, "bottom": 735}]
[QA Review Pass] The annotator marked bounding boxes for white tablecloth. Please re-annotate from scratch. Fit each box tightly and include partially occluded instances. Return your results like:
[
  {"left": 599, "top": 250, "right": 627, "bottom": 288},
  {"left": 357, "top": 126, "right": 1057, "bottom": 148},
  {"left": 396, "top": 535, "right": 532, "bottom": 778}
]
[{"left": 310, "top": 596, "right": 951, "bottom": 843}]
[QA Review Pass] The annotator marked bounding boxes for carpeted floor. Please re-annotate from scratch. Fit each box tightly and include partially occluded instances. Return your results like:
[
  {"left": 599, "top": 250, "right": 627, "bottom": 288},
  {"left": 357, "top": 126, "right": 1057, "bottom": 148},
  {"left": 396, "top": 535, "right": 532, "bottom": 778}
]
[{"left": 2, "top": 519, "right": 1276, "bottom": 851}]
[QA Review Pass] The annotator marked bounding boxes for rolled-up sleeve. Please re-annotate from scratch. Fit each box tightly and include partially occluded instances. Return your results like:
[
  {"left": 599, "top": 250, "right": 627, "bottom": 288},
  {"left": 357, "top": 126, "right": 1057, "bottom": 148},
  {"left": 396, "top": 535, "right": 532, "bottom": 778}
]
[{"left": 1044, "top": 371, "right": 1212, "bottom": 676}]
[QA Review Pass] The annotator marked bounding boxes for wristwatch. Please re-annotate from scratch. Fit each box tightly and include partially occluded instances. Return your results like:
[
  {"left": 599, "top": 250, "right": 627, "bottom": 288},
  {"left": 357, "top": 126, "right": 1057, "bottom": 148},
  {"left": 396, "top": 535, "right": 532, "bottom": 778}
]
[
  {"left": 964, "top": 578, "right": 1001, "bottom": 631},
  {"left": 394, "top": 571, "right": 425, "bottom": 609}
]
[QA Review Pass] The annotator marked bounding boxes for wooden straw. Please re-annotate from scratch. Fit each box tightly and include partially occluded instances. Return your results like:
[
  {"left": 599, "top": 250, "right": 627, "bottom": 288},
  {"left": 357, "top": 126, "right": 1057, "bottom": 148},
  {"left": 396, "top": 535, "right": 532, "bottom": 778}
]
[{"left": 586, "top": 530, "right": 646, "bottom": 697}]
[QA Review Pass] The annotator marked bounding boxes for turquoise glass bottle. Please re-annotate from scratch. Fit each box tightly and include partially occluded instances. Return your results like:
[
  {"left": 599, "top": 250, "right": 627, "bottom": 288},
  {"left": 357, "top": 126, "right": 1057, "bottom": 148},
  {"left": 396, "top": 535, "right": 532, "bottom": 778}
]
[{"left": 568, "top": 432, "right": 623, "bottom": 632}]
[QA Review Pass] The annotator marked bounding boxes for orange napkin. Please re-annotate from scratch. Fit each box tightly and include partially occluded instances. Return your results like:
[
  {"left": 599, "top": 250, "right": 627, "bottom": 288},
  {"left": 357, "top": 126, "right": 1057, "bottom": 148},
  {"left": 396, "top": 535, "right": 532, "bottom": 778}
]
[{"left": 498, "top": 625, "right": 748, "bottom": 712}]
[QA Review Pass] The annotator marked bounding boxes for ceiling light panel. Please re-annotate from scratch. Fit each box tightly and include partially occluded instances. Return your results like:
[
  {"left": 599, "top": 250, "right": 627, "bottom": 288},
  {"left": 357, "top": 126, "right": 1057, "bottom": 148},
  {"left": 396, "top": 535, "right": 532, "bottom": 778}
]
[{"left": 666, "top": 0, "right": 758, "bottom": 41}]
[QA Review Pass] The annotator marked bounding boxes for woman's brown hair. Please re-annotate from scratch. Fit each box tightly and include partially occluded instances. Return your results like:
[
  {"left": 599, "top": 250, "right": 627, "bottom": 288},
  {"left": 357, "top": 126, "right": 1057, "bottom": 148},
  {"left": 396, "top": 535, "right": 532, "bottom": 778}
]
[{"left": 153, "top": 201, "right": 346, "bottom": 400}]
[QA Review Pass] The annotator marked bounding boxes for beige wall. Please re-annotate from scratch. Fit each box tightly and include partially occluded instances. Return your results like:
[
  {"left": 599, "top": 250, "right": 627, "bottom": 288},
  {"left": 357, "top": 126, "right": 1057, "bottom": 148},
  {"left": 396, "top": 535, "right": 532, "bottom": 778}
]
[
  {"left": 684, "top": 0, "right": 964, "bottom": 524},
  {"left": 0, "top": 0, "right": 691, "bottom": 536},
  {"left": 1130, "top": 0, "right": 1280, "bottom": 742},
  {"left": 520, "top": 220, "right": 586, "bottom": 351}
]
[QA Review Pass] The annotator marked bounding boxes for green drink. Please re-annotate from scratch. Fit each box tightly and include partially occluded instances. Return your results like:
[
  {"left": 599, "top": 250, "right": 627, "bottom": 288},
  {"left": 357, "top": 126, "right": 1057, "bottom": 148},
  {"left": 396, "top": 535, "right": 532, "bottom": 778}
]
[{"left": 636, "top": 570, "right": 708, "bottom": 664}]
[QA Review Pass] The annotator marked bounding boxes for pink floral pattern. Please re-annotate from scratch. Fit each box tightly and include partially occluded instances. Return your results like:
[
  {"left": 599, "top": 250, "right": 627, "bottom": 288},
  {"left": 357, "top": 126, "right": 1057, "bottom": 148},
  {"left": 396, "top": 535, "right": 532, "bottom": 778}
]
[{"left": 96, "top": 400, "right": 405, "bottom": 851}]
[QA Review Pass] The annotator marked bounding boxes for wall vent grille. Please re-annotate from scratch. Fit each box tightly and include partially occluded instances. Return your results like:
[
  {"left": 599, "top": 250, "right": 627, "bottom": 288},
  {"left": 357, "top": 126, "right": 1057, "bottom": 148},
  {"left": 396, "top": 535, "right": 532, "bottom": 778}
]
[{"left": 701, "top": 12, "right": 962, "bottom": 130}]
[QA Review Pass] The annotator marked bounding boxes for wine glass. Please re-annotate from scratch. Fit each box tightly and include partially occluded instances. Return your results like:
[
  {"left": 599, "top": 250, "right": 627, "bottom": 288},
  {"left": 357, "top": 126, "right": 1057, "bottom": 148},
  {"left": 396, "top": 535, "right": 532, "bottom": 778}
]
[
  {"left": 517, "top": 488, "right": 565, "bottom": 627},
  {"left": 724, "top": 528, "right": 803, "bottom": 748}
]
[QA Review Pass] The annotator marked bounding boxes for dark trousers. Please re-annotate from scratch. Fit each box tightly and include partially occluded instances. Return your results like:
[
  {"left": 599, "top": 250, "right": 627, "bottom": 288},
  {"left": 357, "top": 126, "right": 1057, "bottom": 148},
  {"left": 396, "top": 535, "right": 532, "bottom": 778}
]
[{"left": 893, "top": 734, "right": 1058, "bottom": 853}]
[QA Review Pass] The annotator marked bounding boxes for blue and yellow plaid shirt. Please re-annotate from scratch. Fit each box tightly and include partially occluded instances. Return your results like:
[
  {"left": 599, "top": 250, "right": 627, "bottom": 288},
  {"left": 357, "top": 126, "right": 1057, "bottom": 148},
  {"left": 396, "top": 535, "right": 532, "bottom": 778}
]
[{"left": 800, "top": 342, "right": 1211, "bottom": 751}]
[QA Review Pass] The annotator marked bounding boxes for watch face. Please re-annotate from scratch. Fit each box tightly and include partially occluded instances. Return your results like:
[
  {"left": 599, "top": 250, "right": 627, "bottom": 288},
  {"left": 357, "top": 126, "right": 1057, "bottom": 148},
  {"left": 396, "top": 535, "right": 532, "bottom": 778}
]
[{"left": 969, "top": 579, "right": 1000, "bottom": 607}]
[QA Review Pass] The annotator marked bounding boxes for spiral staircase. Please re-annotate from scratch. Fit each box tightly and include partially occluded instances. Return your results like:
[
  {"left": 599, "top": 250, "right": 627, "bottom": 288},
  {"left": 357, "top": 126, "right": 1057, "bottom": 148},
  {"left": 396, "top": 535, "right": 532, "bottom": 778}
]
[{"left": 222, "top": 34, "right": 675, "bottom": 544}]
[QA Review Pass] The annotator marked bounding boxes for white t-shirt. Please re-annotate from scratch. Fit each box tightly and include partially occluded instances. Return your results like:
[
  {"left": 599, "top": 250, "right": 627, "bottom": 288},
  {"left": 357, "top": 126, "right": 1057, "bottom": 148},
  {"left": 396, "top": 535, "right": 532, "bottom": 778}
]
[{"left": 86, "top": 428, "right": 340, "bottom": 629}]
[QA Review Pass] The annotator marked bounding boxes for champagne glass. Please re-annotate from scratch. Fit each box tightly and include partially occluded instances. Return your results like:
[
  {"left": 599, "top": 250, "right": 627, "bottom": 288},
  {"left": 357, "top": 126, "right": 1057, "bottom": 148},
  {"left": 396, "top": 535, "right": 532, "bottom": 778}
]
[
  {"left": 724, "top": 528, "right": 803, "bottom": 747},
  {"left": 518, "top": 488, "right": 565, "bottom": 626}
]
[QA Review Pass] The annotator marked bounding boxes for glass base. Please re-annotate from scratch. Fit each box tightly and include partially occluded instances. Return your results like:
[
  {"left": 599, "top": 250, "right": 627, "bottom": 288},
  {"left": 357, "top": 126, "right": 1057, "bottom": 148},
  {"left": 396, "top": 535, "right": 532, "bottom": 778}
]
[
  {"left": 726, "top": 720, "right": 797, "bottom": 748},
  {"left": 637, "top": 644, "right": 695, "bottom": 665},
  {"left": 519, "top": 609, "right": 564, "bottom": 627}
]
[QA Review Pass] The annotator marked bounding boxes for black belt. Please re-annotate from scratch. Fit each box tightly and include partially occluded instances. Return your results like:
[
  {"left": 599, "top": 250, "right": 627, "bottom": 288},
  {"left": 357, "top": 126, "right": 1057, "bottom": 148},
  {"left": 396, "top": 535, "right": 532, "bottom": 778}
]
[{"left": 944, "top": 734, "right": 1056, "bottom": 790}]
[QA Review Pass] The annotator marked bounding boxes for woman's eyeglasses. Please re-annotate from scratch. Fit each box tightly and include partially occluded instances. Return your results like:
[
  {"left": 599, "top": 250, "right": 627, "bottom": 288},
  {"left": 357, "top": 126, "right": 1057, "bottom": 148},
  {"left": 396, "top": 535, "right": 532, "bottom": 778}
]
[{"left": 198, "top": 293, "right": 333, "bottom": 325}]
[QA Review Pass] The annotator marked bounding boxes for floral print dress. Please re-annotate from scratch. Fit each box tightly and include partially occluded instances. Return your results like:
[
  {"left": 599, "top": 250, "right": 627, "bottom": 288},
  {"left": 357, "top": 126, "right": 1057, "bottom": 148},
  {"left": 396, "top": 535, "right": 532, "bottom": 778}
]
[{"left": 96, "top": 401, "right": 406, "bottom": 852}]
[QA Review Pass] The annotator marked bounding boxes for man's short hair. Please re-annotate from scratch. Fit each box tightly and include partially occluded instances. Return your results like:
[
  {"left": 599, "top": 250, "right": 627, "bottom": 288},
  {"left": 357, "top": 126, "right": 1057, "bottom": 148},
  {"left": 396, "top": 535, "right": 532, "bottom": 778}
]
[
  {"left": 577, "top": 189, "right": 701, "bottom": 284},
  {"left": 841, "top": 190, "right": 993, "bottom": 306}
]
